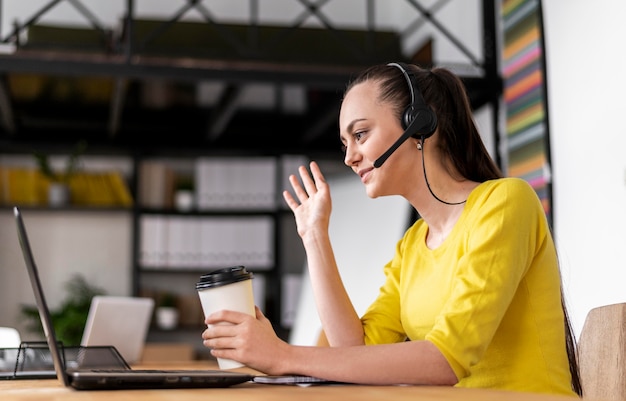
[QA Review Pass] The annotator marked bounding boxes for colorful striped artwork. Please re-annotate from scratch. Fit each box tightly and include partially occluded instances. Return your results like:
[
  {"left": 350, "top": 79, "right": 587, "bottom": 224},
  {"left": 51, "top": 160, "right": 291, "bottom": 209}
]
[{"left": 501, "top": 0, "right": 552, "bottom": 225}]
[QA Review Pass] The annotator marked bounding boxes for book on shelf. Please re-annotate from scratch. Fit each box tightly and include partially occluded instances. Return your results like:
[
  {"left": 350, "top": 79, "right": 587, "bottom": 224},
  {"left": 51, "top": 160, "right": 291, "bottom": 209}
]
[
  {"left": 167, "top": 216, "right": 201, "bottom": 267},
  {"left": 138, "top": 161, "right": 176, "bottom": 209},
  {"left": 136, "top": 155, "right": 309, "bottom": 212},
  {"left": 194, "top": 157, "right": 277, "bottom": 210},
  {"left": 139, "top": 215, "right": 169, "bottom": 268},
  {"left": 0, "top": 166, "right": 132, "bottom": 207},
  {"left": 139, "top": 215, "right": 274, "bottom": 270},
  {"left": 69, "top": 172, "right": 133, "bottom": 207},
  {"left": 0, "top": 167, "right": 46, "bottom": 205}
]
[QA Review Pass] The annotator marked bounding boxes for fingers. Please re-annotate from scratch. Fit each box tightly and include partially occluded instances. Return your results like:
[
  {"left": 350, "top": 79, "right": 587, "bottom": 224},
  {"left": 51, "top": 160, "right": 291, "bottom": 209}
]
[
  {"left": 283, "top": 161, "right": 326, "bottom": 204},
  {"left": 308, "top": 160, "right": 324, "bottom": 181},
  {"left": 254, "top": 305, "right": 263, "bottom": 318},
  {"left": 299, "top": 164, "right": 318, "bottom": 197},
  {"left": 254, "top": 306, "right": 270, "bottom": 322},
  {"left": 205, "top": 309, "right": 251, "bottom": 326},
  {"left": 289, "top": 172, "right": 309, "bottom": 203},
  {"left": 282, "top": 189, "right": 299, "bottom": 211},
  {"left": 202, "top": 310, "right": 258, "bottom": 357},
  {"left": 201, "top": 313, "right": 245, "bottom": 349},
  {"left": 306, "top": 161, "right": 328, "bottom": 193},
  {"left": 202, "top": 337, "right": 238, "bottom": 350},
  {"left": 202, "top": 323, "right": 235, "bottom": 342}
]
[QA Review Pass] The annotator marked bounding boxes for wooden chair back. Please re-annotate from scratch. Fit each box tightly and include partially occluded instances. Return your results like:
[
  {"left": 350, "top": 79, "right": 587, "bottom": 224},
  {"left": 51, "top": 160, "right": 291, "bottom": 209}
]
[{"left": 577, "top": 302, "right": 626, "bottom": 400}]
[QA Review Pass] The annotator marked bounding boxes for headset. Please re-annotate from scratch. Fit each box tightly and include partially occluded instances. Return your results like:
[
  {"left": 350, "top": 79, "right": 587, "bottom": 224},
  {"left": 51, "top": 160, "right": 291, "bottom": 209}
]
[{"left": 373, "top": 62, "right": 438, "bottom": 168}]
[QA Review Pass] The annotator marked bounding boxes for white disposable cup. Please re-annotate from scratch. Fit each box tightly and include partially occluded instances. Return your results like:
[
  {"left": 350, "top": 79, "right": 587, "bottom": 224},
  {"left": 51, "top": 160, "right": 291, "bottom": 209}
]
[{"left": 196, "top": 266, "right": 254, "bottom": 369}]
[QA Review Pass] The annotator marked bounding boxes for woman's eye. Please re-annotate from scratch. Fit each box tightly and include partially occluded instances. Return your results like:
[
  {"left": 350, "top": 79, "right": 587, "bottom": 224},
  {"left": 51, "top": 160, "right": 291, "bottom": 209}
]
[
  {"left": 354, "top": 130, "right": 366, "bottom": 141},
  {"left": 340, "top": 130, "right": 367, "bottom": 152}
]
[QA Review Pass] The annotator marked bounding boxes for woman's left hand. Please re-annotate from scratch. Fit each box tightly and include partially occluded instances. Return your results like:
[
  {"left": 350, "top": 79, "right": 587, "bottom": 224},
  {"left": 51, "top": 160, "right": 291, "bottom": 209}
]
[{"left": 202, "top": 306, "right": 290, "bottom": 374}]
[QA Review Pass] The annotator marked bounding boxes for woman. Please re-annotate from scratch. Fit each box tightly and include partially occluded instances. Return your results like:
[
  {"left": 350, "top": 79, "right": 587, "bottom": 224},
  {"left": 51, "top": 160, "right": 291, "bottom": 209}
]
[{"left": 202, "top": 62, "right": 581, "bottom": 396}]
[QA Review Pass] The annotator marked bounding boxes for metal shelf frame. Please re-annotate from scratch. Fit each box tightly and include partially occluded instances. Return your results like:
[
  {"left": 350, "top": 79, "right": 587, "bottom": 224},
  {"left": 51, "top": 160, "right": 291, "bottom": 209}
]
[{"left": 0, "top": 0, "right": 501, "bottom": 157}]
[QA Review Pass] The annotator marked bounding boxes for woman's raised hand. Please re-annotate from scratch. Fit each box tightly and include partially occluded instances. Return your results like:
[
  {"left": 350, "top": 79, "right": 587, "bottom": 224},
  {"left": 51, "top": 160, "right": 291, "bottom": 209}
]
[{"left": 282, "top": 161, "right": 332, "bottom": 240}]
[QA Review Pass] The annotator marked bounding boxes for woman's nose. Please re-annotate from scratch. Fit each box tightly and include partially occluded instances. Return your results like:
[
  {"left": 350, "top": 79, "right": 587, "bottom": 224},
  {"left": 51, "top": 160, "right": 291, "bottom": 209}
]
[{"left": 343, "top": 144, "right": 359, "bottom": 166}]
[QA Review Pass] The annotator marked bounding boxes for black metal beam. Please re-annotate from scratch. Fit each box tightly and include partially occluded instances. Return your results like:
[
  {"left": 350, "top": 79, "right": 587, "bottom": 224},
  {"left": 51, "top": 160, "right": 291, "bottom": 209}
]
[
  {"left": 0, "top": 74, "right": 15, "bottom": 134},
  {"left": 404, "top": 0, "right": 482, "bottom": 68},
  {"left": 301, "top": 100, "right": 341, "bottom": 144},
  {"left": 481, "top": 0, "right": 503, "bottom": 168},
  {"left": 108, "top": 78, "right": 128, "bottom": 137},
  {"left": 0, "top": 52, "right": 357, "bottom": 88},
  {"left": 206, "top": 84, "right": 243, "bottom": 141}
]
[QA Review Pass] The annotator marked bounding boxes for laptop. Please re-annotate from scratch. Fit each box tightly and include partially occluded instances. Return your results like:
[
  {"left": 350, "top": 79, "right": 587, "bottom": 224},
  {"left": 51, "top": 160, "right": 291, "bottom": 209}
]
[
  {"left": 1, "top": 296, "right": 153, "bottom": 379},
  {"left": 81, "top": 296, "right": 154, "bottom": 364},
  {"left": 12, "top": 206, "right": 254, "bottom": 390}
]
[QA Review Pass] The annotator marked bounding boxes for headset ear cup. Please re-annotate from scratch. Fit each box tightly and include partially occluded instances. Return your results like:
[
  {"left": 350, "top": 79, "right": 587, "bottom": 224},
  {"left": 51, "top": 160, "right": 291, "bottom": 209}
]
[
  {"left": 402, "top": 106, "right": 416, "bottom": 130},
  {"left": 389, "top": 62, "right": 438, "bottom": 139},
  {"left": 403, "top": 105, "right": 437, "bottom": 138},
  {"left": 422, "top": 108, "right": 437, "bottom": 139}
]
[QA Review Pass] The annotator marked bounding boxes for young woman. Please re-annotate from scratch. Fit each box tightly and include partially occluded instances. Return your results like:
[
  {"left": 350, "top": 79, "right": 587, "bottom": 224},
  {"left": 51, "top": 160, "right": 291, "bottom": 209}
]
[{"left": 202, "top": 62, "right": 581, "bottom": 396}]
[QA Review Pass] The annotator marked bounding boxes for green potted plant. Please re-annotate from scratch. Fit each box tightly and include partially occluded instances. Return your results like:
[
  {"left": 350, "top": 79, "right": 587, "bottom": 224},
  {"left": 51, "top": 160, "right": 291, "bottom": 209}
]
[
  {"left": 20, "top": 274, "right": 106, "bottom": 346},
  {"left": 34, "top": 140, "right": 87, "bottom": 207}
]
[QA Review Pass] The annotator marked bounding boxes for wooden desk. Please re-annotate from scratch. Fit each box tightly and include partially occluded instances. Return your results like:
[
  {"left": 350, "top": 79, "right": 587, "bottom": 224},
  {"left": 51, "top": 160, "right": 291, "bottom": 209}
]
[{"left": 0, "top": 362, "right": 581, "bottom": 401}]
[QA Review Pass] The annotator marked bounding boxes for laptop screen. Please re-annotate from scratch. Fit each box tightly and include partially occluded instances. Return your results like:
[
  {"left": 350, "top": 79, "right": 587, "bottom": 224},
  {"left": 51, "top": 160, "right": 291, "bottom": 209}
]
[
  {"left": 81, "top": 296, "right": 154, "bottom": 364},
  {"left": 14, "top": 206, "right": 71, "bottom": 386}
]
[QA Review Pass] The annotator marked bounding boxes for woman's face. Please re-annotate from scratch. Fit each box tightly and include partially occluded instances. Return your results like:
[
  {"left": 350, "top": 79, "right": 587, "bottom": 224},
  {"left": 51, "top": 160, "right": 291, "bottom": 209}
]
[{"left": 339, "top": 80, "right": 420, "bottom": 198}]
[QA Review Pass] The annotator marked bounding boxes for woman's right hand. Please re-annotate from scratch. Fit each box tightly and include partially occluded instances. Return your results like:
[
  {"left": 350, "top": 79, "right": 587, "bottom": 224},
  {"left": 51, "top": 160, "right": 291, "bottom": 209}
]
[{"left": 282, "top": 161, "right": 332, "bottom": 240}]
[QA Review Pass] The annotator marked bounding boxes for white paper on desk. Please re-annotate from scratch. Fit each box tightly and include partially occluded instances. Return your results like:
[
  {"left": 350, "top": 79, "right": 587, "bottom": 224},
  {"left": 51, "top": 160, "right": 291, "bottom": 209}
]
[{"left": 253, "top": 375, "right": 340, "bottom": 385}]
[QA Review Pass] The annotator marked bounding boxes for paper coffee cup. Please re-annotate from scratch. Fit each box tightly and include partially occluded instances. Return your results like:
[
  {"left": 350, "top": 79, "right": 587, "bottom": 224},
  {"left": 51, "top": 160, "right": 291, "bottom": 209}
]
[{"left": 196, "top": 266, "right": 254, "bottom": 369}]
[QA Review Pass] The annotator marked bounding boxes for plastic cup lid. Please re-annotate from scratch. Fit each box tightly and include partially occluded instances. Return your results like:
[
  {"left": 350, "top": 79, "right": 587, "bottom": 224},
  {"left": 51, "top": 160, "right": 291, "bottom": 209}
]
[{"left": 196, "top": 265, "right": 253, "bottom": 290}]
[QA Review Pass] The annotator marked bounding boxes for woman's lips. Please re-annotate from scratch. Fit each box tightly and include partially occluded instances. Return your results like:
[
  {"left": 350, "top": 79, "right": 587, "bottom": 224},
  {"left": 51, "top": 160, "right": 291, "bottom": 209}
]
[{"left": 358, "top": 167, "right": 374, "bottom": 183}]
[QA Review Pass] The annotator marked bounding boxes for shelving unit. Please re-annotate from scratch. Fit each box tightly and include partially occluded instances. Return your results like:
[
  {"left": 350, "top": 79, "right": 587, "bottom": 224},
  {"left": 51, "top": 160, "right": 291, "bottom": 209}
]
[{"left": 130, "top": 154, "right": 309, "bottom": 342}]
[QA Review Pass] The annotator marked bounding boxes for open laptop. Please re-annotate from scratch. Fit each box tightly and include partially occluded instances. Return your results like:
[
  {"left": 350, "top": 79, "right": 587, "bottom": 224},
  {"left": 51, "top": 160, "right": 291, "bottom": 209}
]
[
  {"left": 81, "top": 295, "right": 153, "bottom": 364},
  {"left": 13, "top": 206, "right": 254, "bottom": 390},
  {"left": 1, "top": 296, "right": 153, "bottom": 379}
]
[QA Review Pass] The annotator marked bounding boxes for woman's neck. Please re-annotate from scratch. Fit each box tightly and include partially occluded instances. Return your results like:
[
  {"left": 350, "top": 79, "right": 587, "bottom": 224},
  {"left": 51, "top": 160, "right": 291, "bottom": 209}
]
[{"left": 411, "top": 179, "right": 479, "bottom": 249}]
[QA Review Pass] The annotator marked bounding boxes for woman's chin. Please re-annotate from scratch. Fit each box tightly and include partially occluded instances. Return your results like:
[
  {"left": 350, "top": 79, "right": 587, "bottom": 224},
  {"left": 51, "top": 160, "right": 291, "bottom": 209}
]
[{"left": 365, "top": 185, "right": 382, "bottom": 199}]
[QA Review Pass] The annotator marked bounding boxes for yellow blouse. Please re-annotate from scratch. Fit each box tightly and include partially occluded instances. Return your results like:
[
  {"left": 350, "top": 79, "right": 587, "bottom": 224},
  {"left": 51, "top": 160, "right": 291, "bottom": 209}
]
[{"left": 360, "top": 178, "right": 576, "bottom": 396}]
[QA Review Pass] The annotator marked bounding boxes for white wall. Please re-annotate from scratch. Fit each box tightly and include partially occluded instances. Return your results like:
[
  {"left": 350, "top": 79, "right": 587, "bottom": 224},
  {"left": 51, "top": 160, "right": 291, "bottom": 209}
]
[
  {"left": 0, "top": 211, "right": 132, "bottom": 340},
  {"left": 542, "top": 1, "right": 626, "bottom": 336}
]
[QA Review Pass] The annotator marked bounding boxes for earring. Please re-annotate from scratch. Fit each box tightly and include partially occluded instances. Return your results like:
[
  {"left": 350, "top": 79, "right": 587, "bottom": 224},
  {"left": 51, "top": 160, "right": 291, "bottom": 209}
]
[{"left": 416, "top": 142, "right": 422, "bottom": 151}]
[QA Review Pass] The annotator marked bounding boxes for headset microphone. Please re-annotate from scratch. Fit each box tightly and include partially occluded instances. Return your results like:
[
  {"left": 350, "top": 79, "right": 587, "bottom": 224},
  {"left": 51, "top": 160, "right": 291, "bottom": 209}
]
[
  {"left": 373, "top": 110, "right": 435, "bottom": 168},
  {"left": 373, "top": 62, "right": 437, "bottom": 169}
]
